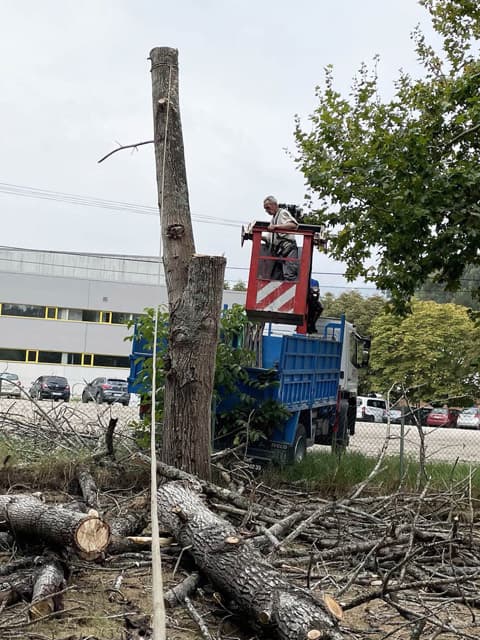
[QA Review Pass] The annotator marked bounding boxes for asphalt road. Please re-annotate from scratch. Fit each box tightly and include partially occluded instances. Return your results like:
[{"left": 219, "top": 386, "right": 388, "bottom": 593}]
[{"left": 349, "top": 420, "right": 480, "bottom": 464}]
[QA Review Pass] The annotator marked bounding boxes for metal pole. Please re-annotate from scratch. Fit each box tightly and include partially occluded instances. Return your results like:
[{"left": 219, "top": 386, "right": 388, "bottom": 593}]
[{"left": 399, "top": 404, "right": 405, "bottom": 480}]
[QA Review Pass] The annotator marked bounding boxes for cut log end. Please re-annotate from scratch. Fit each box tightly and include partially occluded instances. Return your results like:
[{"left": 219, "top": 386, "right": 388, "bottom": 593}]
[
  {"left": 258, "top": 610, "right": 271, "bottom": 625},
  {"left": 323, "top": 593, "right": 343, "bottom": 620},
  {"left": 75, "top": 516, "right": 110, "bottom": 554},
  {"left": 29, "top": 598, "right": 55, "bottom": 620},
  {"left": 307, "top": 630, "right": 322, "bottom": 640}
]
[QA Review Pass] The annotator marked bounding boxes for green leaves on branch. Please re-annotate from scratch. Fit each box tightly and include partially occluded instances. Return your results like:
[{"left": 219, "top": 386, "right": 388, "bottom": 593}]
[{"left": 294, "top": 1, "right": 480, "bottom": 313}]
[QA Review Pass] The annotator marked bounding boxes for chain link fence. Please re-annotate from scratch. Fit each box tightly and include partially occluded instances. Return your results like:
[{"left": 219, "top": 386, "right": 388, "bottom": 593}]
[
  {"left": 349, "top": 418, "right": 480, "bottom": 465},
  {"left": 1, "top": 398, "right": 479, "bottom": 466}
]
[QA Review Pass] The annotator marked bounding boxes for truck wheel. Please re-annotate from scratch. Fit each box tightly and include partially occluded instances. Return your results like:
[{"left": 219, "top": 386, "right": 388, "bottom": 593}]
[
  {"left": 332, "top": 400, "right": 350, "bottom": 453},
  {"left": 293, "top": 424, "right": 307, "bottom": 463}
]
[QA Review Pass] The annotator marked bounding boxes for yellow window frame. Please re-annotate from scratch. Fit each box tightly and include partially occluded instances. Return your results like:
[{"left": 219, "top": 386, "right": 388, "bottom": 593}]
[
  {"left": 100, "top": 311, "right": 112, "bottom": 324},
  {"left": 26, "top": 349, "right": 39, "bottom": 363},
  {"left": 82, "top": 353, "right": 94, "bottom": 366},
  {"left": 45, "top": 306, "right": 58, "bottom": 320}
]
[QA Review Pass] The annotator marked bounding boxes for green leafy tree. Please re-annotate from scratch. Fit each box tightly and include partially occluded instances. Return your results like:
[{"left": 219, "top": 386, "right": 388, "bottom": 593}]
[
  {"left": 369, "top": 299, "right": 480, "bottom": 402},
  {"left": 416, "top": 265, "right": 480, "bottom": 309},
  {"left": 232, "top": 280, "right": 247, "bottom": 291},
  {"left": 294, "top": 0, "right": 480, "bottom": 312},
  {"left": 321, "top": 290, "right": 386, "bottom": 336}
]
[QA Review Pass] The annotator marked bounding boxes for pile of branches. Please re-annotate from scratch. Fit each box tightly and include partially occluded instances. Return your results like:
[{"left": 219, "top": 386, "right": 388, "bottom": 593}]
[
  {"left": 150, "top": 455, "right": 480, "bottom": 640},
  {"left": 1, "top": 432, "right": 480, "bottom": 638}
]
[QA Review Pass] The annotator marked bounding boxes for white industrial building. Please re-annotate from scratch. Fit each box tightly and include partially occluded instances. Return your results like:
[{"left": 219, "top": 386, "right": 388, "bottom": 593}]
[{"left": 0, "top": 246, "right": 245, "bottom": 397}]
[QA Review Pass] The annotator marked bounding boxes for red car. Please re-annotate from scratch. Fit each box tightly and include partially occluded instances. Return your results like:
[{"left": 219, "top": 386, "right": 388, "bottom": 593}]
[{"left": 426, "top": 408, "right": 458, "bottom": 428}]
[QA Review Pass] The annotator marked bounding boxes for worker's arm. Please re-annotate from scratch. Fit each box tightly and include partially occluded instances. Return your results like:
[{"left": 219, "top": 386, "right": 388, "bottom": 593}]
[{"left": 268, "top": 220, "right": 297, "bottom": 232}]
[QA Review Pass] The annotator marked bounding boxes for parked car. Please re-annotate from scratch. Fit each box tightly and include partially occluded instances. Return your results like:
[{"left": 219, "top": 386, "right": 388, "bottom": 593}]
[
  {"left": 356, "top": 396, "right": 387, "bottom": 423},
  {"left": 383, "top": 408, "right": 402, "bottom": 424},
  {"left": 30, "top": 376, "right": 70, "bottom": 401},
  {"left": 0, "top": 372, "right": 22, "bottom": 398},
  {"left": 456, "top": 407, "right": 480, "bottom": 430},
  {"left": 82, "top": 378, "right": 130, "bottom": 406},
  {"left": 404, "top": 405, "right": 434, "bottom": 426},
  {"left": 425, "top": 407, "right": 458, "bottom": 428}
]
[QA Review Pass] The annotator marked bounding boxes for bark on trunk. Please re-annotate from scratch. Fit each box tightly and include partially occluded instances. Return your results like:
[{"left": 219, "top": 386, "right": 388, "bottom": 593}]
[
  {"left": 157, "top": 481, "right": 344, "bottom": 640},
  {"left": 76, "top": 467, "right": 99, "bottom": 510},
  {"left": 29, "top": 558, "right": 66, "bottom": 620},
  {"left": 150, "top": 47, "right": 226, "bottom": 480},
  {"left": 0, "top": 495, "right": 110, "bottom": 558},
  {"left": 0, "top": 570, "right": 35, "bottom": 607}
]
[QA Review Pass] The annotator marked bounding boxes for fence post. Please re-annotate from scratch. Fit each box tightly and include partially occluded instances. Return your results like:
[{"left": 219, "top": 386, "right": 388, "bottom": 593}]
[{"left": 399, "top": 404, "right": 405, "bottom": 480}]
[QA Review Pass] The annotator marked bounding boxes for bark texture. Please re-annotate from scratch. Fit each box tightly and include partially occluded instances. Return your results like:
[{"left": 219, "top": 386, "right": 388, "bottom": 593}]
[
  {"left": 0, "top": 495, "right": 110, "bottom": 557},
  {"left": 157, "top": 481, "right": 344, "bottom": 640},
  {"left": 150, "top": 47, "right": 226, "bottom": 480},
  {"left": 29, "top": 558, "right": 66, "bottom": 620}
]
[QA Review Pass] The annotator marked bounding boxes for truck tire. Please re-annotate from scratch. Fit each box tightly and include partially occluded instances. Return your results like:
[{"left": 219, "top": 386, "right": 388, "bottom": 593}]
[
  {"left": 332, "top": 400, "right": 350, "bottom": 452},
  {"left": 292, "top": 424, "right": 307, "bottom": 464}
]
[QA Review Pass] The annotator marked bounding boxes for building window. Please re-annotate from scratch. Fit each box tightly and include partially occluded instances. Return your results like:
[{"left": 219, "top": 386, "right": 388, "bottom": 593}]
[
  {"left": 1, "top": 304, "right": 45, "bottom": 319},
  {"left": 111, "top": 312, "right": 131, "bottom": 325},
  {"left": 68, "top": 309, "right": 83, "bottom": 321},
  {"left": 0, "top": 348, "right": 26, "bottom": 362},
  {"left": 100, "top": 311, "right": 112, "bottom": 324},
  {"left": 82, "top": 310, "right": 100, "bottom": 323},
  {"left": 67, "top": 353, "right": 82, "bottom": 365},
  {"left": 38, "top": 351, "right": 62, "bottom": 364},
  {"left": 26, "top": 350, "right": 38, "bottom": 363},
  {"left": 82, "top": 353, "right": 94, "bottom": 366},
  {"left": 94, "top": 354, "right": 130, "bottom": 368},
  {"left": 45, "top": 307, "right": 58, "bottom": 320}
]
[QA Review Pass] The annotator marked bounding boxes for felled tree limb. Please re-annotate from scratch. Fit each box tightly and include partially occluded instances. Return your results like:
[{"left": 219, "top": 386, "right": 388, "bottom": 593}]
[
  {"left": 76, "top": 466, "right": 99, "bottom": 510},
  {"left": 29, "top": 558, "right": 66, "bottom": 620},
  {"left": 0, "top": 495, "right": 110, "bottom": 558},
  {"left": 157, "top": 481, "right": 344, "bottom": 640},
  {"left": 164, "top": 571, "right": 200, "bottom": 607}
]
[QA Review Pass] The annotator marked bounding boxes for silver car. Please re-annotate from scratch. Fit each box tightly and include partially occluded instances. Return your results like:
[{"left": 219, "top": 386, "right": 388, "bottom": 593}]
[
  {"left": 456, "top": 407, "right": 480, "bottom": 430},
  {"left": 0, "top": 372, "right": 22, "bottom": 398}
]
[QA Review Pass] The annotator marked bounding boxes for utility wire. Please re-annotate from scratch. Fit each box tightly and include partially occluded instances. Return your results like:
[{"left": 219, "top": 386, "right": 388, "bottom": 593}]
[{"left": 0, "top": 181, "right": 239, "bottom": 227}]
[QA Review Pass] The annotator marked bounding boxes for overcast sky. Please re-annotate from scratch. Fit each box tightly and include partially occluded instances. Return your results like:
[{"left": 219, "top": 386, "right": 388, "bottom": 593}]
[{"left": 0, "top": 1, "right": 437, "bottom": 293}]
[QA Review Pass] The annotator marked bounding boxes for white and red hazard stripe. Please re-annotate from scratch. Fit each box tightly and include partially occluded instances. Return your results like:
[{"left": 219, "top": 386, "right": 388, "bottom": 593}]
[{"left": 256, "top": 281, "right": 297, "bottom": 313}]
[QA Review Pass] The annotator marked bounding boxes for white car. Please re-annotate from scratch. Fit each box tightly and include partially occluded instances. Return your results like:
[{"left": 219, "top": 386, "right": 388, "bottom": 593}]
[
  {"left": 0, "top": 372, "right": 22, "bottom": 398},
  {"left": 356, "top": 396, "right": 387, "bottom": 423},
  {"left": 456, "top": 407, "right": 480, "bottom": 430},
  {"left": 383, "top": 408, "right": 402, "bottom": 424}
]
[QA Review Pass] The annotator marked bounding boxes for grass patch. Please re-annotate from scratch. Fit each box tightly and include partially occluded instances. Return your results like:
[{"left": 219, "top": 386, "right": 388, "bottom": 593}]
[
  {"left": 0, "top": 437, "right": 149, "bottom": 493},
  {"left": 262, "top": 450, "right": 480, "bottom": 498}
]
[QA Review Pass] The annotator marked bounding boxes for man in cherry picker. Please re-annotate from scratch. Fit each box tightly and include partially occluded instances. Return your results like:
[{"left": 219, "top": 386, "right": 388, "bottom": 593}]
[{"left": 263, "top": 195, "right": 299, "bottom": 281}]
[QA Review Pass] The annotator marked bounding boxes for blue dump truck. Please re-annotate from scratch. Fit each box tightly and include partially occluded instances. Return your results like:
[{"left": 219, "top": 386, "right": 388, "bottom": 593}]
[
  {"left": 129, "top": 220, "right": 369, "bottom": 464},
  {"left": 128, "top": 314, "right": 370, "bottom": 464}
]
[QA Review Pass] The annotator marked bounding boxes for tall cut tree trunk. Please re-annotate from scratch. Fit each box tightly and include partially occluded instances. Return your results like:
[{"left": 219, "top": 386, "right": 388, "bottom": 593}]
[{"left": 150, "top": 47, "right": 226, "bottom": 480}]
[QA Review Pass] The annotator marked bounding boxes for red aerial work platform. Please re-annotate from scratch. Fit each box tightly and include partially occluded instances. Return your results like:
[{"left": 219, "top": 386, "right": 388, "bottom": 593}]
[{"left": 242, "top": 221, "right": 325, "bottom": 332}]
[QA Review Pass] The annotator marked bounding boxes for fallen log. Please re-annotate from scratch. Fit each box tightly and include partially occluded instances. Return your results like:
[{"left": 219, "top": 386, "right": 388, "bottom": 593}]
[
  {"left": 164, "top": 571, "right": 201, "bottom": 607},
  {"left": 0, "top": 570, "right": 35, "bottom": 607},
  {"left": 76, "top": 466, "right": 99, "bottom": 510},
  {"left": 29, "top": 557, "right": 66, "bottom": 620},
  {"left": 157, "top": 481, "right": 344, "bottom": 640},
  {"left": 0, "top": 495, "right": 110, "bottom": 558}
]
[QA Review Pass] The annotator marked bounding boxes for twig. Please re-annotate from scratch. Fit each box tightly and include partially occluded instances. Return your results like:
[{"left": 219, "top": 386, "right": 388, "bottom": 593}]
[
  {"left": 97, "top": 140, "right": 154, "bottom": 163},
  {"left": 184, "top": 595, "right": 213, "bottom": 640}
]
